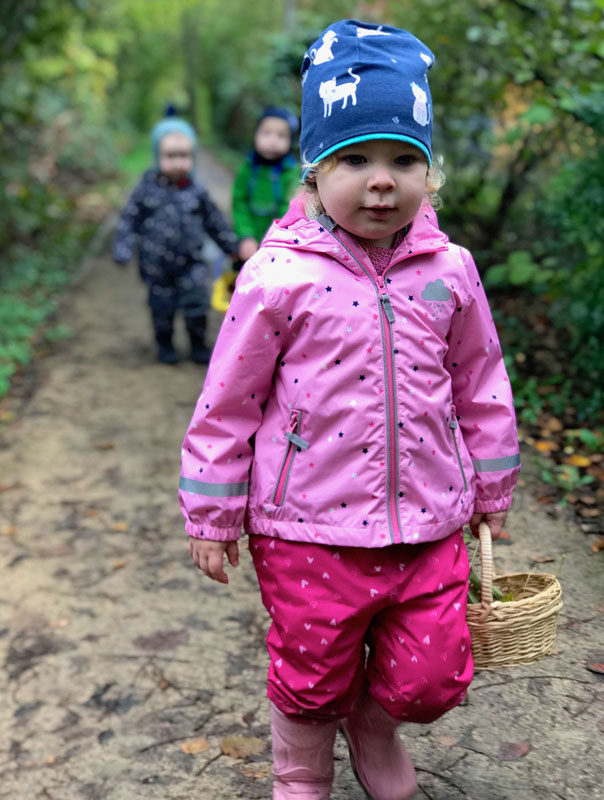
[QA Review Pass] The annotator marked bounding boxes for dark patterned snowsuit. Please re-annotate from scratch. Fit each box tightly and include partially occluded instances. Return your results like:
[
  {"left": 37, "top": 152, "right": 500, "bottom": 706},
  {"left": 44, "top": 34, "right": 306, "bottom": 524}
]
[{"left": 113, "top": 169, "right": 238, "bottom": 358}]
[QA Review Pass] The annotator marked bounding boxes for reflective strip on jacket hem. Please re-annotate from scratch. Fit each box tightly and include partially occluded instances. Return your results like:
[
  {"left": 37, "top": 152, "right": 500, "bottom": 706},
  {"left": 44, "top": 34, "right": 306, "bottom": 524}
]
[
  {"left": 472, "top": 454, "right": 521, "bottom": 472},
  {"left": 179, "top": 477, "right": 249, "bottom": 496}
]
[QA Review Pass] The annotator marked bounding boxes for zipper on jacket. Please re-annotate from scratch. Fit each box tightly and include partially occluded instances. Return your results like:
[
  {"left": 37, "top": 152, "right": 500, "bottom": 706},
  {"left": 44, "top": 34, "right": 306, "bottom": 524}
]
[
  {"left": 316, "top": 214, "right": 447, "bottom": 545},
  {"left": 317, "top": 212, "right": 403, "bottom": 543},
  {"left": 272, "top": 410, "right": 308, "bottom": 507},
  {"left": 317, "top": 214, "right": 448, "bottom": 544},
  {"left": 378, "top": 282, "right": 403, "bottom": 544},
  {"left": 449, "top": 404, "right": 468, "bottom": 493}
]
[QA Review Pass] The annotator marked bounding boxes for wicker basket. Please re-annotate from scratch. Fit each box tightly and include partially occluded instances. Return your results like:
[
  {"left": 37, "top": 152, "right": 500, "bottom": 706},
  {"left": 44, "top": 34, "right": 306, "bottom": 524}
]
[{"left": 466, "top": 522, "right": 563, "bottom": 670}]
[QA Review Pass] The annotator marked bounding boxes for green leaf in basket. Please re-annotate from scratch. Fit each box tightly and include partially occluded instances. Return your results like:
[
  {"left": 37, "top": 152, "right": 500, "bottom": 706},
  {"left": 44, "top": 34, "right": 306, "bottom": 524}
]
[{"left": 501, "top": 591, "right": 515, "bottom": 602}]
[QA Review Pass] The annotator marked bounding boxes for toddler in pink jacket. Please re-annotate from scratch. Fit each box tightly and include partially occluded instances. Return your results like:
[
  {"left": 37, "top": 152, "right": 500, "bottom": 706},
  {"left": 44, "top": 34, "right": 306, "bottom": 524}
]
[{"left": 180, "top": 19, "right": 520, "bottom": 800}]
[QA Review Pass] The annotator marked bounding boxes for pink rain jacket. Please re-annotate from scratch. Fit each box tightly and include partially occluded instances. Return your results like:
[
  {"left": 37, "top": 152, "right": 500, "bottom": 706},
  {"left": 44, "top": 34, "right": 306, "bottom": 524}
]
[{"left": 180, "top": 196, "right": 520, "bottom": 548}]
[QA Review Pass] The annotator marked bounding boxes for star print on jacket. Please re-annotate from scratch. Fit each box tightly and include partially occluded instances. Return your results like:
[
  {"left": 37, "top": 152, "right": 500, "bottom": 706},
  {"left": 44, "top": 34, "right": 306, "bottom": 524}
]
[{"left": 179, "top": 196, "right": 520, "bottom": 548}]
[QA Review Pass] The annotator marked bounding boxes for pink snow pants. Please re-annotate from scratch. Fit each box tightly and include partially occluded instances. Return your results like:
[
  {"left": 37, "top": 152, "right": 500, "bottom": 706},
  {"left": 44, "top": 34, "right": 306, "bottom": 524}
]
[{"left": 249, "top": 530, "right": 473, "bottom": 723}]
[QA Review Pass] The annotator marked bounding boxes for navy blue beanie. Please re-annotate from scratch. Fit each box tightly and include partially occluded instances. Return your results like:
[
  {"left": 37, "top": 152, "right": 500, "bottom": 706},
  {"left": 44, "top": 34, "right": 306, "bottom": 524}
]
[
  {"left": 257, "top": 106, "right": 300, "bottom": 138},
  {"left": 300, "top": 20, "right": 434, "bottom": 174}
]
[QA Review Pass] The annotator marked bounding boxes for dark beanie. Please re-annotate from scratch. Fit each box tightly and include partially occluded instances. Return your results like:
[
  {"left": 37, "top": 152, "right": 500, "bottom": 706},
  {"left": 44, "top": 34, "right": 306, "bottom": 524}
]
[
  {"left": 300, "top": 19, "right": 434, "bottom": 174},
  {"left": 257, "top": 106, "right": 300, "bottom": 138}
]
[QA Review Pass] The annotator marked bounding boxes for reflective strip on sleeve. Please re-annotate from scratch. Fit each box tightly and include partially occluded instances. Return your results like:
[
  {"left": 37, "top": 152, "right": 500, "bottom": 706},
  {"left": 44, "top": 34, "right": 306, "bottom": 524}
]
[
  {"left": 179, "top": 477, "right": 249, "bottom": 496},
  {"left": 472, "top": 454, "right": 521, "bottom": 472}
]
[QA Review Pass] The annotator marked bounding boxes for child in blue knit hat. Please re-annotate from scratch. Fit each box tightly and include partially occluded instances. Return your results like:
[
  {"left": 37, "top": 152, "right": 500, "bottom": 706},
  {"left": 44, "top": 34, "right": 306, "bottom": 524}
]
[
  {"left": 184, "top": 18, "right": 519, "bottom": 800},
  {"left": 113, "top": 117, "right": 239, "bottom": 364}
]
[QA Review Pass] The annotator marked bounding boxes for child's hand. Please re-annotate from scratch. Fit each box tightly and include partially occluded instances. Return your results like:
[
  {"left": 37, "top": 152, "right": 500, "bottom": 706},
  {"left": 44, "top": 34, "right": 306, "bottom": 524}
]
[
  {"left": 189, "top": 538, "right": 239, "bottom": 584},
  {"left": 469, "top": 511, "right": 507, "bottom": 540},
  {"left": 238, "top": 237, "right": 258, "bottom": 262}
]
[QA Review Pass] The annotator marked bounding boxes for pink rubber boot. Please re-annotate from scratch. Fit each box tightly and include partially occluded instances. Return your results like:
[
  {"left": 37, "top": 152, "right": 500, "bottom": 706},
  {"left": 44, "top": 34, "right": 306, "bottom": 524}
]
[
  {"left": 340, "top": 692, "right": 418, "bottom": 800},
  {"left": 270, "top": 703, "right": 338, "bottom": 799}
]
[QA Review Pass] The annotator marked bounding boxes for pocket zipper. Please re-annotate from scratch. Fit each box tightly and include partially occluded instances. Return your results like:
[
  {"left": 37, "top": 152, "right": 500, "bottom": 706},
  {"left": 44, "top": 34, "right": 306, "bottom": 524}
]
[
  {"left": 271, "top": 410, "right": 309, "bottom": 506},
  {"left": 449, "top": 404, "right": 468, "bottom": 493}
]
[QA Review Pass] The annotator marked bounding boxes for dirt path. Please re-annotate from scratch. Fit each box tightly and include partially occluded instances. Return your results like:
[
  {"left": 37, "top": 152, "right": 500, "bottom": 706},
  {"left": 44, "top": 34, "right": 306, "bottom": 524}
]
[{"left": 1, "top": 153, "right": 603, "bottom": 800}]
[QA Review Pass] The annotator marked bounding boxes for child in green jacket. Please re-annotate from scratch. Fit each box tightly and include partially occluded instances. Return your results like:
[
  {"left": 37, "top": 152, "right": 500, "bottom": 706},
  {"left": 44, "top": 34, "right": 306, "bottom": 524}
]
[{"left": 233, "top": 106, "right": 299, "bottom": 262}]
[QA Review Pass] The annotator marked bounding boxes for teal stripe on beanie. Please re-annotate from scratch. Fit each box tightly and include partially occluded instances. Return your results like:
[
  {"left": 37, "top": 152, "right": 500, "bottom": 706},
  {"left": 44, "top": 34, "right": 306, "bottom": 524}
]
[{"left": 151, "top": 117, "right": 197, "bottom": 168}]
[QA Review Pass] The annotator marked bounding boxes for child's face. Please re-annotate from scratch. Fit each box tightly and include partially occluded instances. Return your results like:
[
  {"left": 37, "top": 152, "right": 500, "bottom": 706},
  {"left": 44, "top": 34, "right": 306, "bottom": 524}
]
[
  {"left": 158, "top": 132, "right": 194, "bottom": 180},
  {"left": 254, "top": 117, "right": 292, "bottom": 160},
  {"left": 314, "top": 140, "right": 428, "bottom": 248}
]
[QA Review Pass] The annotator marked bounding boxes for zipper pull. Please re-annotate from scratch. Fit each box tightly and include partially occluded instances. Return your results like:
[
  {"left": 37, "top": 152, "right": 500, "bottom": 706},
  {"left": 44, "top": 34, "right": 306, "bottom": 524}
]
[
  {"left": 381, "top": 293, "right": 395, "bottom": 323},
  {"left": 287, "top": 410, "right": 299, "bottom": 434},
  {"left": 450, "top": 404, "right": 458, "bottom": 429}
]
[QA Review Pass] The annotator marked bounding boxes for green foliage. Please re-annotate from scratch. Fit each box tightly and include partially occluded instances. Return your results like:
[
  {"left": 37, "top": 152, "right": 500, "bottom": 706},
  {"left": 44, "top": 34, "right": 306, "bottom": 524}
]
[
  {"left": 44, "top": 324, "right": 74, "bottom": 343},
  {"left": 495, "top": 142, "right": 604, "bottom": 424},
  {"left": 0, "top": 237, "right": 91, "bottom": 398},
  {"left": 484, "top": 251, "right": 553, "bottom": 289},
  {"left": 540, "top": 462, "right": 595, "bottom": 496},
  {"left": 1, "top": 0, "right": 603, "bottom": 429},
  {"left": 565, "top": 428, "right": 604, "bottom": 453},
  {"left": 0, "top": 0, "right": 122, "bottom": 398}
]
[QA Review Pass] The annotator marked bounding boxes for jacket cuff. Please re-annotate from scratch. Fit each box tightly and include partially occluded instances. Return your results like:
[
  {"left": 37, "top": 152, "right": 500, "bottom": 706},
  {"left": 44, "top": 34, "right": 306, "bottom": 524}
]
[
  {"left": 186, "top": 521, "right": 242, "bottom": 541},
  {"left": 473, "top": 494, "right": 514, "bottom": 514}
]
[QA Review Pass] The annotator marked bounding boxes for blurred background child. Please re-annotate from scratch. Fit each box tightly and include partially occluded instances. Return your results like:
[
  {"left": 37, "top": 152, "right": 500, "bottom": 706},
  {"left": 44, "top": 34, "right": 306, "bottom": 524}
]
[
  {"left": 113, "top": 116, "right": 239, "bottom": 364},
  {"left": 232, "top": 106, "right": 300, "bottom": 261}
]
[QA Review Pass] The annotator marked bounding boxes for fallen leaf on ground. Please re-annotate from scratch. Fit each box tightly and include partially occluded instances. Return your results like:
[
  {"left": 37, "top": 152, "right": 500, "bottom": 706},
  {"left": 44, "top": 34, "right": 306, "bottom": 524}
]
[
  {"left": 435, "top": 735, "right": 458, "bottom": 747},
  {"left": 587, "top": 467, "right": 604, "bottom": 482},
  {"left": 579, "top": 507, "right": 600, "bottom": 518},
  {"left": 180, "top": 737, "right": 210, "bottom": 755},
  {"left": 499, "top": 741, "right": 531, "bottom": 760},
  {"left": 564, "top": 454, "right": 591, "bottom": 467},
  {"left": 133, "top": 629, "right": 189, "bottom": 651},
  {"left": 158, "top": 679, "right": 170, "bottom": 690},
  {"left": 112, "top": 561, "right": 126, "bottom": 570},
  {"left": 220, "top": 735, "right": 266, "bottom": 759},
  {"left": 1, "top": 525, "right": 16, "bottom": 536},
  {"left": 591, "top": 539, "right": 604, "bottom": 554},
  {"left": 541, "top": 417, "right": 563, "bottom": 433},
  {"left": 83, "top": 509, "right": 100, "bottom": 518},
  {"left": 529, "top": 554, "right": 556, "bottom": 564},
  {"left": 579, "top": 495, "right": 597, "bottom": 505},
  {"left": 37, "top": 544, "right": 72, "bottom": 557},
  {"left": 111, "top": 522, "right": 128, "bottom": 532},
  {"left": 93, "top": 442, "right": 115, "bottom": 450},
  {"left": 0, "top": 482, "right": 20, "bottom": 493},
  {"left": 586, "top": 662, "right": 604, "bottom": 675},
  {"left": 49, "top": 619, "right": 69, "bottom": 628},
  {"left": 535, "top": 440, "right": 559, "bottom": 453},
  {"left": 241, "top": 763, "right": 272, "bottom": 779}
]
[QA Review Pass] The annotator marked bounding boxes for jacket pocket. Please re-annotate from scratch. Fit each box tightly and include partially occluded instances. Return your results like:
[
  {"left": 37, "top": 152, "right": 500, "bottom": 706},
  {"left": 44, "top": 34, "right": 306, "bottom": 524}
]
[
  {"left": 449, "top": 404, "right": 468, "bottom": 493},
  {"left": 271, "top": 410, "right": 309, "bottom": 507}
]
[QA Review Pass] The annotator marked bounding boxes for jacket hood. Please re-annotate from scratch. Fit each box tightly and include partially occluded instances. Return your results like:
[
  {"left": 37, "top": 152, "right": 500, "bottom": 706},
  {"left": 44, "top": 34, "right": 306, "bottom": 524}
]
[{"left": 262, "top": 193, "right": 449, "bottom": 274}]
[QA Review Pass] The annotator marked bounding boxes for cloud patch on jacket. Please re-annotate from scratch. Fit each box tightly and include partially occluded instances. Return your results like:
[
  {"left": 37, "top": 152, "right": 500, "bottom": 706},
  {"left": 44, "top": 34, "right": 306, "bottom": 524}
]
[{"left": 421, "top": 278, "right": 451, "bottom": 302}]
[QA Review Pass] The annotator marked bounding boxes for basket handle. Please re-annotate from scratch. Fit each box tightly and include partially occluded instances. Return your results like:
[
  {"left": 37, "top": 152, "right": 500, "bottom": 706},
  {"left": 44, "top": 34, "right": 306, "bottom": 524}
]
[{"left": 478, "top": 521, "right": 494, "bottom": 606}]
